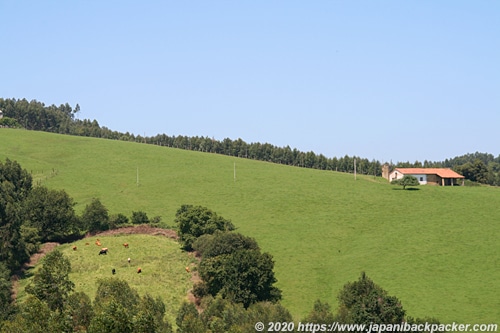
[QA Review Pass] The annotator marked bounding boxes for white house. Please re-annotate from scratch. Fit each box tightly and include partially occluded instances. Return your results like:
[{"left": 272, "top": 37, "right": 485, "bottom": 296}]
[{"left": 388, "top": 168, "right": 465, "bottom": 186}]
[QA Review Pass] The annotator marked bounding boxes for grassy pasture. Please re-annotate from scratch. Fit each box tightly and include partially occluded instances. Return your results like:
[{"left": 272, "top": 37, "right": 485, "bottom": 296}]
[
  {"left": 2, "top": 128, "right": 499, "bottom": 323},
  {"left": 16, "top": 234, "right": 194, "bottom": 326}
]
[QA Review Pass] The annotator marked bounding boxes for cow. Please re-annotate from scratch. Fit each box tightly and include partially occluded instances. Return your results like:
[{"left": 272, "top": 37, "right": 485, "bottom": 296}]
[
  {"left": 85, "top": 242, "right": 89, "bottom": 246},
  {"left": 99, "top": 248, "right": 108, "bottom": 255},
  {"left": 112, "top": 268, "right": 116, "bottom": 275},
  {"left": 95, "top": 239, "right": 101, "bottom": 246},
  {"left": 72, "top": 246, "right": 77, "bottom": 251},
  {"left": 137, "top": 267, "right": 142, "bottom": 274},
  {"left": 123, "top": 243, "right": 129, "bottom": 248},
  {"left": 127, "top": 257, "right": 131, "bottom": 264},
  {"left": 185, "top": 266, "right": 190, "bottom": 273}
]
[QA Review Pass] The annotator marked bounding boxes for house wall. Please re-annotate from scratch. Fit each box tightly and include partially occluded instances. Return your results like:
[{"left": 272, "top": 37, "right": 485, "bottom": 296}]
[
  {"left": 388, "top": 171, "right": 428, "bottom": 184},
  {"left": 389, "top": 170, "right": 402, "bottom": 182},
  {"left": 411, "top": 174, "right": 428, "bottom": 185},
  {"left": 426, "top": 174, "right": 441, "bottom": 185}
]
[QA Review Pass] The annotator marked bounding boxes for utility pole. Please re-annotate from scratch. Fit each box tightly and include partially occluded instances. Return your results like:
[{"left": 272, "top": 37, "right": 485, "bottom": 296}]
[{"left": 354, "top": 158, "right": 357, "bottom": 180}]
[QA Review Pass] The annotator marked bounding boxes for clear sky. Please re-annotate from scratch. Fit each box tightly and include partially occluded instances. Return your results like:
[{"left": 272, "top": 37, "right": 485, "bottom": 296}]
[{"left": 2, "top": 1, "right": 499, "bottom": 163}]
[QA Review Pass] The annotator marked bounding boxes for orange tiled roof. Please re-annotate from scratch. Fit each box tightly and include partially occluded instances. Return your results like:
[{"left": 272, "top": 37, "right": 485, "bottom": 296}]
[{"left": 394, "top": 168, "right": 464, "bottom": 178}]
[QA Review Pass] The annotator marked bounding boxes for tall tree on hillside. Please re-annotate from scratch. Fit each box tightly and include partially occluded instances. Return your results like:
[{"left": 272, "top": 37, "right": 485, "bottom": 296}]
[
  {"left": 198, "top": 249, "right": 282, "bottom": 308},
  {"left": 81, "top": 198, "right": 109, "bottom": 233},
  {"left": 337, "top": 272, "right": 405, "bottom": 325},
  {"left": 175, "top": 205, "right": 235, "bottom": 251},
  {"left": 25, "top": 250, "right": 74, "bottom": 312},
  {"left": 0, "top": 159, "right": 32, "bottom": 271},
  {"left": 0, "top": 262, "right": 14, "bottom": 322},
  {"left": 23, "top": 186, "right": 78, "bottom": 241},
  {"left": 456, "top": 159, "right": 489, "bottom": 184}
]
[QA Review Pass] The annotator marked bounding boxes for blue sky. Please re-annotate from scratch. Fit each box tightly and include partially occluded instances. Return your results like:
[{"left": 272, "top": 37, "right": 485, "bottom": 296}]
[{"left": 2, "top": 1, "right": 499, "bottom": 163}]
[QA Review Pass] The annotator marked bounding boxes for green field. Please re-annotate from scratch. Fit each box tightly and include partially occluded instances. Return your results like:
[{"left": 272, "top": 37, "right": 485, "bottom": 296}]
[{"left": 2, "top": 128, "right": 499, "bottom": 323}]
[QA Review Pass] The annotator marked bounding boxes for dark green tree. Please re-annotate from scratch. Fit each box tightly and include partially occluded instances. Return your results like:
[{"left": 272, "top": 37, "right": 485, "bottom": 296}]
[
  {"left": 134, "top": 294, "right": 172, "bottom": 333},
  {"left": 25, "top": 250, "right": 75, "bottom": 312},
  {"left": 0, "top": 296, "right": 52, "bottom": 333},
  {"left": 0, "top": 117, "right": 21, "bottom": 128},
  {"left": 391, "top": 175, "right": 420, "bottom": 190},
  {"left": 88, "top": 278, "right": 172, "bottom": 333},
  {"left": 456, "top": 159, "right": 489, "bottom": 184},
  {"left": 65, "top": 291, "right": 94, "bottom": 332},
  {"left": 131, "top": 210, "right": 149, "bottom": 225},
  {"left": 23, "top": 186, "right": 78, "bottom": 241},
  {"left": 90, "top": 278, "right": 140, "bottom": 333},
  {"left": 0, "top": 262, "right": 13, "bottom": 323},
  {"left": 175, "top": 205, "right": 235, "bottom": 251},
  {"left": 198, "top": 249, "right": 281, "bottom": 308},
  {"left": 88, "top": 298, "right": 133, "bottom": 333},
  {"left": 109, "top": 213, "right": 129, "bottom": 229},
  {"left": 198, "top": 295, "right": 247, "bottom": 332},
  {"left": 0, "top": 159, "right": 32, "bottom": 271},
  {"left": 176, "top": 302, "right": 205, "bottom": 333},
  {"left": 245, "top": 301, "right": 293, "bottom": 329},
  {"left": 302, "top": 299, "right": 335, "bottom": 325},
  {"left": 192, "top": 230, "right": 259, "bottom": 259},
  {"left": 336, "top": 272, "right": 405, "bottom": 325},
  {"left": 81, "top": 198, "right": 109, "bottom": 233},
  {"left": 94, "top": 278, "right": 140, "bottom": 311}
]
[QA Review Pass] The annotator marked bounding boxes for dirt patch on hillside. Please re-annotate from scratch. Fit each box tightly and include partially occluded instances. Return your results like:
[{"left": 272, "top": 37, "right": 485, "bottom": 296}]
[
  {"left": 89, "top": 225, "right": 179, "bottom": 240},
  {"left": 25, "top": 242, "right": 60, "bottom": 268},
  {"left": 11, "top": 242, "right": 60, "bottom": 301},
  {"left": 186, "top": 252, "right": 203, "bottom": 312}
]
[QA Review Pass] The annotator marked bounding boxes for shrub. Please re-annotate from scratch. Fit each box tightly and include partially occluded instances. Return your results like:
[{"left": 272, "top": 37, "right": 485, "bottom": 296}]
[{"left": 131, "top": 211, "right": 149, "bottom": 225}]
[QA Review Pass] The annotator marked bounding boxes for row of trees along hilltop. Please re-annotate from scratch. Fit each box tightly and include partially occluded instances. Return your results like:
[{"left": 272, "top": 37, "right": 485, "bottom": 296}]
[{"left": 3, "top": 97, "right": 499, "bottom": 184}]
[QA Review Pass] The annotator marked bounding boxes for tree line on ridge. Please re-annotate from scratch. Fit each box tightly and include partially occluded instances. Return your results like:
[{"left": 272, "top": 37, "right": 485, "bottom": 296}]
[{"left": 1, "top": 97, "right": 499, "bottom": 185}]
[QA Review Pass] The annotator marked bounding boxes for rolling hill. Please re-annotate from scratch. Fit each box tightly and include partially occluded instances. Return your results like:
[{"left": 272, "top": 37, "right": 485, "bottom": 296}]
[{"left": 2, "top": 128, "right": 499, "bottom": 322}]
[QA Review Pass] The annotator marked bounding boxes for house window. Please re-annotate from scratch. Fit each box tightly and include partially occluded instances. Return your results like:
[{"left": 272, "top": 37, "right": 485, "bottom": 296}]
[{"left": 420, "top": 177, "right": 423, "bottom": 181}]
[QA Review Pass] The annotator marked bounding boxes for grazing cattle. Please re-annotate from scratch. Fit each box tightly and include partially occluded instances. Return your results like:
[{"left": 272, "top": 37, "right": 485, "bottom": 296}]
[
  {"left": 185, "top": 266, "right": 190, "bottom": 273},
  {"left": 95, "top": 240, "right": 101, "bottom": 246},
  {"left": 99, "top": 248, "right": 108, "bottom": 255},
  {"left": 112, "top": 268, "right": 116, "bottom": 275},
  {"left": 72, "top": 246, "right": 77, "bottom": 251},
  {"left": 85, "top": 242, "right": 89, "bottom": 246},
  {"left": 127, "top": 257, "right": 131, "bottom": 264},
  {"left": 123, "top": 243, "right": 129, "bottom": 248},
  {"left": 137, "top": 267, "right": 142, "bottom": 274}
]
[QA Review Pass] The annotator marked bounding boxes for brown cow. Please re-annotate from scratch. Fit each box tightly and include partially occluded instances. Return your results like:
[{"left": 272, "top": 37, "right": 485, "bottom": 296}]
[
  {"left": 137, "top": 267, "right": 142, "bottom": 274},
  {"left": 72, "top": 246, "right": 77, "bottom": 251},
  {"left": 185, "top": 266, "right": 190, "bottom": 273},
  {"left": 123, "top": 243, "right": 129, "bottom": 248},
  {"left": 95, "top": 239, "right": 101, "bottom": 246}
]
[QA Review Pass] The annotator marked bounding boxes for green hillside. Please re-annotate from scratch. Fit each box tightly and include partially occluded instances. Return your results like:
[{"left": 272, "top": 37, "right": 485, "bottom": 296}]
[
  {"left": 16, "top": 233, "right": 194, "bottom": 326},
  {"left": 2, "top": 128, "right": 499, "bottom": 322}
]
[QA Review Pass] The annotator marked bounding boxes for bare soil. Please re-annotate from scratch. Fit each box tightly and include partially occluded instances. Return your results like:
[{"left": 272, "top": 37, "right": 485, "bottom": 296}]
[
  {"left": 88, "top": 225, "right": 179, "bottom": 239},
  {"left": 11, "top": 242, "right": 60, "bottom": 301}
]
